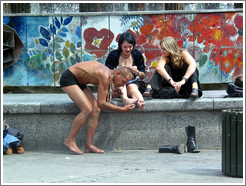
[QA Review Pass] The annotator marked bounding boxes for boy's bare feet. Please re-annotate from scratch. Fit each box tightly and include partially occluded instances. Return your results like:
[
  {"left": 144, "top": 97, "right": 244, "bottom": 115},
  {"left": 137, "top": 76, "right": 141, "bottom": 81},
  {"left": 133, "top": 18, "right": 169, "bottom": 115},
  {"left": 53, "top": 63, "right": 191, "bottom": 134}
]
[
  {"left": 64, "top": 138, "right": 83, "bottom": 154},
  {"left": 84, "top": 145, "right": 104, "bottom": 153},
  {"left": 137, "top": 100, "right": 145, "bottom": 110},
  {"left": 122, "top": 98, "right": 139, "bottom": 106}
]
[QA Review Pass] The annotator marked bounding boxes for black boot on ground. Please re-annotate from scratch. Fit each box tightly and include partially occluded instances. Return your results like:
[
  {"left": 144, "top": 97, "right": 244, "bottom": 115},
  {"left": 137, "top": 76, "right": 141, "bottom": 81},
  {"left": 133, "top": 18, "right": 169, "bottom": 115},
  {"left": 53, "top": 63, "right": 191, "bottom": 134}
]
[
  {"left": 159, "top": 144, "right": 186, "bottom": 154},
  {"left": 185, "top": 126, "right": 200, "bottom": 153}
]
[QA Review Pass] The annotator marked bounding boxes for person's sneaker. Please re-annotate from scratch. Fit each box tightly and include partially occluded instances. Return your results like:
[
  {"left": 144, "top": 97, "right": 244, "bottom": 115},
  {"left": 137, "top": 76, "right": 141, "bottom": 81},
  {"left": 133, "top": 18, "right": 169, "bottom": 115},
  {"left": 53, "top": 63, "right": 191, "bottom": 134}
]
[
  {"left": 4, "top": 148, "right": 13, "bottom": 155},
  {"left": 14, "top": 146, "right": 25, "bottom": 154}
]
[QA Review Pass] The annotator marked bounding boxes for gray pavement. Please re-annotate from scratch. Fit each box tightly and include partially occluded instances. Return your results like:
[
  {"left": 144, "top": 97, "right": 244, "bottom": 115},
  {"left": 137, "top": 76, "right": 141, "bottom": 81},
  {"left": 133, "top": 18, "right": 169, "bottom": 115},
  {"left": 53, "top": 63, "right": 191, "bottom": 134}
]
[{"left": 2, "top": 149, "right": 244, "bottom": 184}]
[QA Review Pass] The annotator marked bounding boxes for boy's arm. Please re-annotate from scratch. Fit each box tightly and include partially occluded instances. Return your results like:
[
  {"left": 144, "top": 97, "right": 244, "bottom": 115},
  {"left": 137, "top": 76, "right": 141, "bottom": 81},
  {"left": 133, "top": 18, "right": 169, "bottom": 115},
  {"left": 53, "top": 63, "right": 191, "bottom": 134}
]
[{"left": 96, "top": 76, "right": 135, "bottom": 112}]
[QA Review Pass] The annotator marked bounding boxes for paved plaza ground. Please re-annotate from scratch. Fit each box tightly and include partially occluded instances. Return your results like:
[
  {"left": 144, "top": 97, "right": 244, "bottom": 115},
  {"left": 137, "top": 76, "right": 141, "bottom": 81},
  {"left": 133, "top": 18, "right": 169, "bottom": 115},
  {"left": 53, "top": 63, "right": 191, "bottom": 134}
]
[{"left": 2, "top": 149, "right": 244, "bottom": 184}]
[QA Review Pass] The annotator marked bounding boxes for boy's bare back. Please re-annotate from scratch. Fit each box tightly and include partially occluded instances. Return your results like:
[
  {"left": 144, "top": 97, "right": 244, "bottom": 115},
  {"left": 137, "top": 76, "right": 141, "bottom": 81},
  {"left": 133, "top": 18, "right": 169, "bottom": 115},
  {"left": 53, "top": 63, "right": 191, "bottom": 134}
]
[{"left": 69, "top": 61, "right": 111, "bottom": 86}]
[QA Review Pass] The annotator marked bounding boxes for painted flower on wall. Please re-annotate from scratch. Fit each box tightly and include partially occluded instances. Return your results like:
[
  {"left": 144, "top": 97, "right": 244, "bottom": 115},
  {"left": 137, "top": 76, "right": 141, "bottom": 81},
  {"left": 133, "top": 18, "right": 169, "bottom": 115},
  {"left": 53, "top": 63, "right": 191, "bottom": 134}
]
[
  {"left": 142, "top": 45, "right": 160, "bottom": 66},
  {"left": 138, "top": 15, "right": 166, "bottom": 46},
  {"left": 166, "top": 14, "right": 194, "bottom": 47},
  {"left": 33, "top": 16, "right": 83, "bottom": 75},
  {"left": 222, "top": 48, "right": 243, "bottom": 76},
  {"left": 209, "top": 48, "right": 221, "bottom": 68},
  {"left": 194, "top": 13, "right": 221, "bottom": 49},
  {"left": 2, "top": 11, "right": 244, "bottom": 87},
  {"left": 115, "top": 29, "right": 137, "bottom": 44},
  {"left": 84, "top": 28, "right": 114, "bottom": 58},
  {"left": 139, "top": 23, "right": 161, "bottom": 47},
  {"left": 222, "top": 13, "right": 243, "bottom": 47}
]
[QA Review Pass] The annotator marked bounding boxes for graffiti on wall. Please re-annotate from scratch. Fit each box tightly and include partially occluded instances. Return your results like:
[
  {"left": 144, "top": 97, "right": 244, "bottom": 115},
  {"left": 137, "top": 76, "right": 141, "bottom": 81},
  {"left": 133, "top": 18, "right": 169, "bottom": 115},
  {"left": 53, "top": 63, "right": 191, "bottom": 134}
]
[{"left": 3, "top": 12, "right": 243, "bottom": 86}]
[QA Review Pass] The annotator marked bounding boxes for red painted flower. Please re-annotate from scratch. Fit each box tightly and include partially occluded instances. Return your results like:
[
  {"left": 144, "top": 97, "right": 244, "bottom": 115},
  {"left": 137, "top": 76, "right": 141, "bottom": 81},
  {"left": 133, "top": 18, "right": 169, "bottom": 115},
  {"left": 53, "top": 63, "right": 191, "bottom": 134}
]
[
  {"left": 234, "top": 13, "right": 243, "bottom": 46},
  {"left": 142, "top": 43, "right": 160, "bottom": 66},
  {"left": 138, "top": 15, "right": 166, "bottom": 47},
  {"left": 222, "top": 13, "right": 243, "bottom": 47},
  {"left": 84, "top": 28, "right": 114, "bottom": 58},
  {"left": 165, "top": 14, "right": 195, "bottom": 47},
  {"left": 148, "top": 14, "right": 166, "bottom": 41},
  {"left": 166, "top": 14, "right": 194, "bottom": 47},
  {"left": 154, "top": 15, "right": 165, "bottom": 30},
  {"left": 166, "top": 14, "right": 183, "bottom": 41},
  {"left": 221, "top": 48, "right": 243, "bottom": 74},
  {"left": 136, "top": 15, "right": 166, "bottom": 47},
  {"left": 116, "top": 29, "right": 137, "bottom": 43},
  {"left": 139, "top": 23, "right": 160, "bottom": 46},
  {"left": 194, "top": 13, "right": 221, "bottom": 49},
  {"left": 209, "top": 48, "right": 221, "bottom": 68},
  {"left": 232, "top": 66, "right": 243, "bottom": 80}
]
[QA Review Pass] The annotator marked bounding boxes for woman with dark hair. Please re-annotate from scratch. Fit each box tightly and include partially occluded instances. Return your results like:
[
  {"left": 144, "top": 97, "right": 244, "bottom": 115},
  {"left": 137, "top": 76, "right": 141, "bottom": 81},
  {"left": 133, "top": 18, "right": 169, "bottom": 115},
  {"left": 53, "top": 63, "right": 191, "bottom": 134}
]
[{"left": 105, "top": 32, "right": 146, "bottom": 110}]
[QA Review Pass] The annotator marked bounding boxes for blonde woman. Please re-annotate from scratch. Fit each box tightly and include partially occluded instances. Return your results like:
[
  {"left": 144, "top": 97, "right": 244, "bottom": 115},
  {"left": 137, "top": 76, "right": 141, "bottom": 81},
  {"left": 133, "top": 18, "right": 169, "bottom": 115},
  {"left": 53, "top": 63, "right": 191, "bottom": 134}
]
[{"left": 143, "top": 36, "right": 202, "bottom": 99}]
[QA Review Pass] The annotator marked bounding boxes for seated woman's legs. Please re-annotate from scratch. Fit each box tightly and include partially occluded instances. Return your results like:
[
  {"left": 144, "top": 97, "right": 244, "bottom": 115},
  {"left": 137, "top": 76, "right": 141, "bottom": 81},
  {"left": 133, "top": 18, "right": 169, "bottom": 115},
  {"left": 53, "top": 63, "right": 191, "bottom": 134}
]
[
  {"left": 182, "top": 63, "right": 202, "bottom": 98},
  {"left": 143, "top": 64, "right": 172, "bottom": 97},
  {"left": 143, "top": 84, "right": 152, "bottom": 97},
  {"left": 189, "top": 82, "right": 199, "bottom": 99},
  {"left": 127, "top": 83, "right": 145, "bottom": 110}
]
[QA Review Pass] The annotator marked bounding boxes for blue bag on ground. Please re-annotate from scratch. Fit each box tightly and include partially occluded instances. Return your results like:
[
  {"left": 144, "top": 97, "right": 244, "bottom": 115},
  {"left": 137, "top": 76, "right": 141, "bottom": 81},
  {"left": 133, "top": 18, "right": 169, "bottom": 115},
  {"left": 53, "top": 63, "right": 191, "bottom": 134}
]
[
  {"left": 6, "top": 125, "right": 24, "bottom": 146},
  {"left": 3, "top": 133, "right": 19, "bottom": 153}
]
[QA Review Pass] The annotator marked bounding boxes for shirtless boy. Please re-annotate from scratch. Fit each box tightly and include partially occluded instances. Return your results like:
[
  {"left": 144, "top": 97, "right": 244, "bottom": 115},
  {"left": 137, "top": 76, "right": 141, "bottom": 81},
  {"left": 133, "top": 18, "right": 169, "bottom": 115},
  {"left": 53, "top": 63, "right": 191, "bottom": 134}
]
[{"left": 60, "top": 61, "right": 135, "bottom": 154}]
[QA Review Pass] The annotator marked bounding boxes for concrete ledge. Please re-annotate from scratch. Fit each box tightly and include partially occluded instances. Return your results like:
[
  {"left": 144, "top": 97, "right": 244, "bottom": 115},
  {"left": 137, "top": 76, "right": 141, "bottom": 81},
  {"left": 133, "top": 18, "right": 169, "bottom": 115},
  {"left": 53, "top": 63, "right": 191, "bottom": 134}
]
[
  {"left": 2, "top": 91, "right": 243, "bottom": 151},
  {"left": 3, "top": 92, "right": 243, "bottom": 114},
  {"left": 213, "top": 98, "right": 244, "bottom": 110}
]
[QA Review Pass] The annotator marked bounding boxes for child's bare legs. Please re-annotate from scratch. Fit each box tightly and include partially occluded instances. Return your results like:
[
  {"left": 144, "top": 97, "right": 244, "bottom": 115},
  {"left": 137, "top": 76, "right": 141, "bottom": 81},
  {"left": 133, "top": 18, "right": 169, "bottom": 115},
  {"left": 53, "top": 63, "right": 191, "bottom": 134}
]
[
  {"left": 137, "top": 100, "right": 145, "bottom": 110},
  {"left": 127, "top": 84, "right": 145, "bottom": 110},
  {"left": 119, "top": 85, "right": 139, "bottom": 105}
]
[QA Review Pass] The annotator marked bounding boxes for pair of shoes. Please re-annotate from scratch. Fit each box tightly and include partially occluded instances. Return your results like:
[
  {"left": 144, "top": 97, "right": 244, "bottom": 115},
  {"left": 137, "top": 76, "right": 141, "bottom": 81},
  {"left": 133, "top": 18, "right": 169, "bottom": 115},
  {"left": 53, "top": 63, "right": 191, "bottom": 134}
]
[
  {"left": 4, "top": 148, "right": 13, "bottom": 155},
  {"left": 13, "top": 146, "right": 25, "bottom": 154},
  {"left": 190, "top": 88, "right": 198, "bottom": 99},
  {"left": 143, "top": 88, "right": 152, "bottom": 100}
]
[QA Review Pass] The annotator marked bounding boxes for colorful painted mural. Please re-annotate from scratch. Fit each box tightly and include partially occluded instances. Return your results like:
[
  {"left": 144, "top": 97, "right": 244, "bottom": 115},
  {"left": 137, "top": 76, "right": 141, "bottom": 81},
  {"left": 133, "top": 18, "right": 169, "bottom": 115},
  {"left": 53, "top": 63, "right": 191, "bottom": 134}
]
[{"left": 3, "top": 12, "right": 243, "bottom": 87}]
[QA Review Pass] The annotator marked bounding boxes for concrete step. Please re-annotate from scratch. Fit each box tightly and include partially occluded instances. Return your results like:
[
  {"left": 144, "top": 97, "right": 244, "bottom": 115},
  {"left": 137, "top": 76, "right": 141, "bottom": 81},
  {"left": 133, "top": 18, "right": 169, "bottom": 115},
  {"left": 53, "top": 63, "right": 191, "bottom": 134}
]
[{"left": 3, "top": 91, "right": 243, "bottom": 151}]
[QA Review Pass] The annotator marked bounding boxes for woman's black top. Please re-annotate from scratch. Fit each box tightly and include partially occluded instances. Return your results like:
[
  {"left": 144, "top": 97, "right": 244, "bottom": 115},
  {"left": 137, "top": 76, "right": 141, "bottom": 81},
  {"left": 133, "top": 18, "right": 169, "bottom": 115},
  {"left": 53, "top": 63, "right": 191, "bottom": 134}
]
[{"left": 105, "top": 48, "right": 146, "bottom": 74}]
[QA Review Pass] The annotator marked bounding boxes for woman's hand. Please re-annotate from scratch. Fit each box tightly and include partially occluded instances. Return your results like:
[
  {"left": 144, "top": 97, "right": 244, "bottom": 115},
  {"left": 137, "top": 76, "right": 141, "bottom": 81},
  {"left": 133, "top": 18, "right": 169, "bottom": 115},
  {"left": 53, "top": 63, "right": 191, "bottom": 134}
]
[
  {"left": 129, "top": 66, "right": 138, "bottom": 75},
  {"left": 170, "top": 79, "right": 185, "bottom": 93}
]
